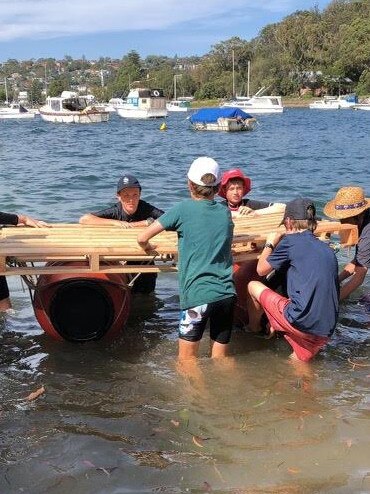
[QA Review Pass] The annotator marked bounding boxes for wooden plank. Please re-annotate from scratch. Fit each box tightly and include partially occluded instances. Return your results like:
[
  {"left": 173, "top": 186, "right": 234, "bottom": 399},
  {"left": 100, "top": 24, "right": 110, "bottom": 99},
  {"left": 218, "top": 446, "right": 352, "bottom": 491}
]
[
  {"left": 1, "top": 264, "right": 178, "bottom": 276},
  {"left": 0, "top": 217, "right": 358, "bottom": 277}
]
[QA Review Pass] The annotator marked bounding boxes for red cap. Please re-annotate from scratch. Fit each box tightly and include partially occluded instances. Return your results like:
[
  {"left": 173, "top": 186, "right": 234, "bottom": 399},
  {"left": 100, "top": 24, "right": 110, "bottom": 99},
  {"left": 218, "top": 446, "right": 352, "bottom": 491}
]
[{"left": 218, "top": 169, "right": 251, "bottom": 199}]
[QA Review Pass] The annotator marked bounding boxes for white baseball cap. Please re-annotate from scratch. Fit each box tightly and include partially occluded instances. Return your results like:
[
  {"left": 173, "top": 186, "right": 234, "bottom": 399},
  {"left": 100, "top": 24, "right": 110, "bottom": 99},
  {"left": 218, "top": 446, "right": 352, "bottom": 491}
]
[{"left": 187, "top": 157, "right": 221, "bottom": 186}]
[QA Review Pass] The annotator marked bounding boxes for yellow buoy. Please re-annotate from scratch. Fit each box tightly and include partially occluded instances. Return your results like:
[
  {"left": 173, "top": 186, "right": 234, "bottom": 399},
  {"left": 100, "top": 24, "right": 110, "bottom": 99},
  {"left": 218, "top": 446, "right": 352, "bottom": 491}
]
[{"left": 160, "top": 122, "right": 167, "bottom": 131}]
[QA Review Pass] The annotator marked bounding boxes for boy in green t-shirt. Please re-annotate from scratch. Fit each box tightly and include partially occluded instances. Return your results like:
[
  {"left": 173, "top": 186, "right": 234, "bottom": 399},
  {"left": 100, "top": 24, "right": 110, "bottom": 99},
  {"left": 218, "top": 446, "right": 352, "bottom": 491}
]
[{"left": 137, "top": 157, "right": 236, "bottom": 360}]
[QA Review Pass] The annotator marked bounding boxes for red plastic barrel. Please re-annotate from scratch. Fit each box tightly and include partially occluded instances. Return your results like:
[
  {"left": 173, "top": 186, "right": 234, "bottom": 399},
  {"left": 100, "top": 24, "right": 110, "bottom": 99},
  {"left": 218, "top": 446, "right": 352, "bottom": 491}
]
[{"left": 32, "top": 261, "right": 131, "bottom": 342}]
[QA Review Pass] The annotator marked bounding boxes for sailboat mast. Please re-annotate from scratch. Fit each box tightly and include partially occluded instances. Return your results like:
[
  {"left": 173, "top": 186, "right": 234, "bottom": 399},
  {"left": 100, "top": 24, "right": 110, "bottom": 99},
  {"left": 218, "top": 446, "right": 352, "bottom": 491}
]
[
  {"left": 232, "top": 50, "right": 235, "bottom": 98},
  {"left": 4, "top": 78, "right": 8, "bottom": 104},
  {"left": 247, "top": 61, "right": 250, "bottom": 98},
  {"left": 174, "top": 75, "right": 177, "bottom": 101}
]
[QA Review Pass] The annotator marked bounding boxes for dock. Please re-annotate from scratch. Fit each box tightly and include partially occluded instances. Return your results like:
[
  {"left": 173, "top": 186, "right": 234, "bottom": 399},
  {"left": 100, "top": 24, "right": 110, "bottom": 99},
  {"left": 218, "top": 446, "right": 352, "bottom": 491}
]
[{"left": 0, "top": 213, "right": 358, "bottom": 277}]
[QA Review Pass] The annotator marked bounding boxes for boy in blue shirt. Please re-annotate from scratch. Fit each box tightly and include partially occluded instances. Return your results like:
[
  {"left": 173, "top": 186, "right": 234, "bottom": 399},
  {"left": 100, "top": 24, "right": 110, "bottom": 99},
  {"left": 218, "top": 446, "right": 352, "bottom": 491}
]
[
  {"left": 137, "top": 157, "right": 236, "bottom": 360},
  {"left": 248, "top": 198, "right": 339, "bottom": 362}
]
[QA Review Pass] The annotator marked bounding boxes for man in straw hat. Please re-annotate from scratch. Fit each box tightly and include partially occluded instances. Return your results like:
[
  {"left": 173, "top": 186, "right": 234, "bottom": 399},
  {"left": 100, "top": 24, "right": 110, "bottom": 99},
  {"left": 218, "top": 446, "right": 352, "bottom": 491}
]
[
  {"left": 324, "top": 186, "right": 370, "bottom": 300},
  {"left": 247, "top": 198, "right": 339, "bottom": 362}
]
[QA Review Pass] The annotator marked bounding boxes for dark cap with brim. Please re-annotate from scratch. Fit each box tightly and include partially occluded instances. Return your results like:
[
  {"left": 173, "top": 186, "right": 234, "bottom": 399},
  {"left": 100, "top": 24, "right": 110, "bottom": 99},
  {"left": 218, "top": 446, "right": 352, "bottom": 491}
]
[
  {"left": 117, "top": 174, "right": 141, "bottom": 193},
  {"left": 280, "top": 198, "right": 316, "bottom": 224}
]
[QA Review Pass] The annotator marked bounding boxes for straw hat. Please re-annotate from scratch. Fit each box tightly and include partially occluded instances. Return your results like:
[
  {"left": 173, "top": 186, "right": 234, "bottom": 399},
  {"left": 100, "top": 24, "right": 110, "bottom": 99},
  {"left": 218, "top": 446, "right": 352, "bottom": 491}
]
[{"left": 324, "top": 186, "right": 370, "bottom": 219}]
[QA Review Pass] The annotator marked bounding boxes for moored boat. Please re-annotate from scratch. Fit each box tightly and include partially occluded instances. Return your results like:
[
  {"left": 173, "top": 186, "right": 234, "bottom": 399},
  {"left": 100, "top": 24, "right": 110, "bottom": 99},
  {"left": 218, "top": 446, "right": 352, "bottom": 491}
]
[
  {"left": 221, "top": 88, "right": 283, "bottom": 115},
  {"left": 39, "top": 94, "right": 109, "bottom": 123},
  {"left": 309, "top": 94, "right": 358, "bottom": 110},
  {"left": 116, "top": 88, "right": 167, "bottom": 119},
  {"left": 166, "top": 99, "right": 191, "bottom": 112},
  {"left": 0, "top": 102, "right": 35, "bottom": 120},
  {"left": 189, "top": 107, "right": 256, "bottom": 132},
  {"left": 353, "top": 99, "right": 370, "bottom": 111}
]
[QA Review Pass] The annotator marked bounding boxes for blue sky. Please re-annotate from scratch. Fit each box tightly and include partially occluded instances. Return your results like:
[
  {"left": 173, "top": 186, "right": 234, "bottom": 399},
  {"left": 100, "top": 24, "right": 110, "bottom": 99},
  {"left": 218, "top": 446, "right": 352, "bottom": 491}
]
[{"left": 0, "top": 0, "right": 332, "bottom": 62}]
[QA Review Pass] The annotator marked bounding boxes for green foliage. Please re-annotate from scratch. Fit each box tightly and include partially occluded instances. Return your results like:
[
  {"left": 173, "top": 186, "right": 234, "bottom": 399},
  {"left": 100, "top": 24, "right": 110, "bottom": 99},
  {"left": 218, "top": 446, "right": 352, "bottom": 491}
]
[
  {"left": 48, "top": 78, "right": 69, "bottom": 97},
  {"left": 29, "top": 79, "right": 44, "bottom": 104},
  {"left": 357, "top": 69, "right": 370, "bottom": 94},
  {"left": 2, "top": 0, "right": 369, "bottom": 102}
]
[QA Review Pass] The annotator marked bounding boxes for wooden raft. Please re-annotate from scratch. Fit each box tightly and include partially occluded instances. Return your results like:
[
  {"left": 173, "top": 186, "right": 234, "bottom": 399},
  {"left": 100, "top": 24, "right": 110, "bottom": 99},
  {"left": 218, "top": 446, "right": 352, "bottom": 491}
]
[{"left": 0, "top": 213, "right": 358, "bottom": 277}]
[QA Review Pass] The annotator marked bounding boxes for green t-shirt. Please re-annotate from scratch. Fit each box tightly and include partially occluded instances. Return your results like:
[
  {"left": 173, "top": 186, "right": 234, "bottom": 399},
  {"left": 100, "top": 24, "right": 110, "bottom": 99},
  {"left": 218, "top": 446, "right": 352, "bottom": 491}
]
[{"left": 159, "top": 198, "right": 236, "bottom": 310}]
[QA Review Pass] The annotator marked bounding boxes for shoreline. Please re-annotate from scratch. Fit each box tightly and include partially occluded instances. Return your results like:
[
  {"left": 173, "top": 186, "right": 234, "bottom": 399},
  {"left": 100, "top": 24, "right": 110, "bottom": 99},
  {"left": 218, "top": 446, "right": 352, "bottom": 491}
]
[
  {"left": 191, "top": 97, "right": 314, "bottom": 109},
  {"left": 191, "top": 96, "right": 369, "bottom": 109}
]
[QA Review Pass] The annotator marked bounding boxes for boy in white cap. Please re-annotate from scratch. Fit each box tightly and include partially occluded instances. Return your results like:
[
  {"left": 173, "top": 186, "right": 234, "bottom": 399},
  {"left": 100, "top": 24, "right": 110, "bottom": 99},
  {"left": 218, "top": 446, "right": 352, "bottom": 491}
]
[{"left": 137, "top": 157, "right": 236, "bottom": 360}]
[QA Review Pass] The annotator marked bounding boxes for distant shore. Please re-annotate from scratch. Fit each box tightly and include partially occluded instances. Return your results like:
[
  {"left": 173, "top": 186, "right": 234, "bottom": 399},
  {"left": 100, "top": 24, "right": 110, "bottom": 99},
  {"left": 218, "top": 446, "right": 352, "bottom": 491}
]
[{"left": 191, "top": 96, "right": 369, "bottom": 109}]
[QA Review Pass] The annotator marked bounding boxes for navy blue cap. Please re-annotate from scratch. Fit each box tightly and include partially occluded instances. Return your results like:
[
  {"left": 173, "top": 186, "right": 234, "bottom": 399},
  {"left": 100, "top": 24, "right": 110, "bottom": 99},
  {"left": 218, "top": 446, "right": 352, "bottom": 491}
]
[
  {"left": 117, "top": 174, "right": 141, "bottom": 193},
  {"left": 281, "top": 198, "right": 316, "bottom": 224}
]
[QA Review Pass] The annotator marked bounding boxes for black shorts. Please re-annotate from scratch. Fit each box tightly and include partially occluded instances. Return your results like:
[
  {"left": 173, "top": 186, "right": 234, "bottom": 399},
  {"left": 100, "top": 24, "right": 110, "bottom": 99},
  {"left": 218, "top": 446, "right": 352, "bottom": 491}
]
[
  {"left": 0, "top": 276, "right": 9, "bottom": 301},
  {"left": 178, "top": 296, "right": 235, "bottom": 344},
  {"left": 127, "top": 260, "right": 157, "bottom": 294},
  {"left": 131, "top": 273, "right": 157, "bottom": 294}
]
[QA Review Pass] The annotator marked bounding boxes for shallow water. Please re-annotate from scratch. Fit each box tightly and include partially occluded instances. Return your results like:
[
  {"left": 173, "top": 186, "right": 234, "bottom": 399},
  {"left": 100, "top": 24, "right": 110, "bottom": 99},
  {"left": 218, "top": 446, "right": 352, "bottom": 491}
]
[{"left": 0, "top": 110, "right": 369, "bottom": 493}]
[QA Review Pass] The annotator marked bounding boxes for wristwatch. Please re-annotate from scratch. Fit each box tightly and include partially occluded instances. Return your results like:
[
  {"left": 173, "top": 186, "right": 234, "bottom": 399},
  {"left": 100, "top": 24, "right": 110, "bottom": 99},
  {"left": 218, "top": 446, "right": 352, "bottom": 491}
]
[{"left": 263, "top": 242, "right": 274, "bottom": 250}]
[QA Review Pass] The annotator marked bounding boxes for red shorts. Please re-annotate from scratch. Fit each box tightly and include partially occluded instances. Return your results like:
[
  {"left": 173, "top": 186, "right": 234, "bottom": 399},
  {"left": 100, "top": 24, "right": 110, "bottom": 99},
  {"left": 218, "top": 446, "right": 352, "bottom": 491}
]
[{"left": 259, "top": 288, "right": 329, "bottom": 362}]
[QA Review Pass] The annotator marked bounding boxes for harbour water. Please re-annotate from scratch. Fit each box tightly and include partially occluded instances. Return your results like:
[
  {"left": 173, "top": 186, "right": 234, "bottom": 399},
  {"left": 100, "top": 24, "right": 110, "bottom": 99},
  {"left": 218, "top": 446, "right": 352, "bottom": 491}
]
[{"left": 0, "top": 109, "right": 369, "bottom": 493}]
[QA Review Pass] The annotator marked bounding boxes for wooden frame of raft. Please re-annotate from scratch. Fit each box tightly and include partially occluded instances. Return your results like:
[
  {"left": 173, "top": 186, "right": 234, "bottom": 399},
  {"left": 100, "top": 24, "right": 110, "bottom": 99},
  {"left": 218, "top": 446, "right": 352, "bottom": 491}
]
[{"left": 0, "top": 213, "right": 358, "bottom": 277}]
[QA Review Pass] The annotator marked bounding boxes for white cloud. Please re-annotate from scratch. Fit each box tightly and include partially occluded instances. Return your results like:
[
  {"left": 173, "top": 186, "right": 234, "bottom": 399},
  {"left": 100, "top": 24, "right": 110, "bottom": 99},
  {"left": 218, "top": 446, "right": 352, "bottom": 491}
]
[{"left": 0, "top": 0, "right": 318, "bottom": 41}]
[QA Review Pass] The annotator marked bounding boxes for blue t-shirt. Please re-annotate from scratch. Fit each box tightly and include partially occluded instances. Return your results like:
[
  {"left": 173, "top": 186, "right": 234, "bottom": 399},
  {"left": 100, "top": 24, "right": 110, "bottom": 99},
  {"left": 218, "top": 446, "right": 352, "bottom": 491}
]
[
  {"left": 159, "top": 199, "right": 236, "bottom": 310},
  {"left": 267, "top": 230, "right": 339, "bottom": 337}
]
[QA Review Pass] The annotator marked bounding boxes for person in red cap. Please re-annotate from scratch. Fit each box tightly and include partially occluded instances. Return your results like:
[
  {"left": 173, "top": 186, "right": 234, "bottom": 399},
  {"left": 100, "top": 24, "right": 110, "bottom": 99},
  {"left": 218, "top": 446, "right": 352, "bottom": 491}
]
[{"left": 219, "top": 169, "right": 285, "bottom": 217}]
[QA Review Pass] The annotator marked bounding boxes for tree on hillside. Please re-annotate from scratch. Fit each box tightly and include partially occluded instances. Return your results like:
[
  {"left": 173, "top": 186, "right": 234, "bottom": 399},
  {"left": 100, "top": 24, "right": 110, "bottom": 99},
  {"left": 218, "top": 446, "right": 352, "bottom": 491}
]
[
  {"left": 29, "top": 79, "right": 44, "bottom": 104},
  {"left": 48, "top": 77, "right": 70, "bottom": 97},
  {"left": 113, "top": 51, "right": 144, "bottom": 95}
]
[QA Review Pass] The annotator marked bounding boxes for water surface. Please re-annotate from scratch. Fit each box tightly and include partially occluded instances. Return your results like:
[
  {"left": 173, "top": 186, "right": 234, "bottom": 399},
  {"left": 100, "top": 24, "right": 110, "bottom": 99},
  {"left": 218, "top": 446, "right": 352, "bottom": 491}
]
[{"left": 0, "top": 109, "right": 369, "bottom": 493}]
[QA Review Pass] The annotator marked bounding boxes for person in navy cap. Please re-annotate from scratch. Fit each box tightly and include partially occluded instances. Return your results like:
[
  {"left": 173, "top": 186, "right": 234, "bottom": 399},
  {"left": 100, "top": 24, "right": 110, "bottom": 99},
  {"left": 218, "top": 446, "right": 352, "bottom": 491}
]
[
  {"left": 247, "top": 198, "right": 339, "bottom": 362},
  {"left": 79, "top": 173, "right": 164, "bottom": 294},
  {"left": 79, "top": 174, "right": 163, "bottom": 229}
]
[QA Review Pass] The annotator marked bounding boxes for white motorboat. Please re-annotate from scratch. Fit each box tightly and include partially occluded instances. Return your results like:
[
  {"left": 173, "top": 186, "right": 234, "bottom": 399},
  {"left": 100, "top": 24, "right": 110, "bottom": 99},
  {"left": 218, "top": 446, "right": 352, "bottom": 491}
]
[
  {"left": 353, "top": 99, "right": 370, "bottom": 111},
  {"left": 0, "top": 102, "right": 35, "bottom": 119},
  {"left": 166, "top": 99, "right": 191, "bottom": 112},
  {"left": 95, "top": 98, "right": 125, "bottom": 113},
  {"left": 166, "top": 75, "right": 191, "bottom": 112},
  {"left": 116, "top": 88, "right": 167, "bottom": 119},
  {"left": 221, "top": 87, "right": 283, "bottom": 114},
  {"left": 39, "top": 95, "right": 109, "bottom": 123},
  {"left": 309, "top": 94, "right": 358, "bottom": 110}
]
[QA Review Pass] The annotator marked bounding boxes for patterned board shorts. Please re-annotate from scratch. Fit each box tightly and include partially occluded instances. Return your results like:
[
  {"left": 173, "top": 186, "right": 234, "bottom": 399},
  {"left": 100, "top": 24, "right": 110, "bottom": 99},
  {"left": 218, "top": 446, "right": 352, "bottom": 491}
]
[{"left": 178, "top": 296, "right": 235, "bottom": 344}]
